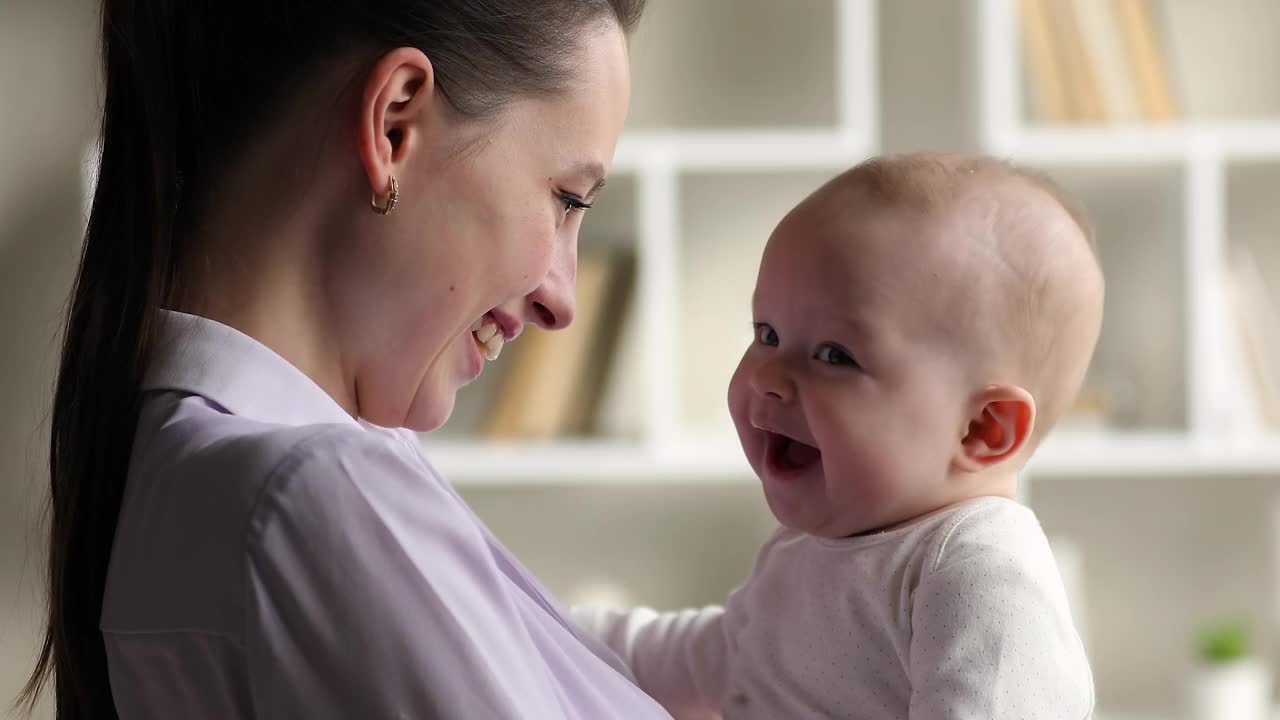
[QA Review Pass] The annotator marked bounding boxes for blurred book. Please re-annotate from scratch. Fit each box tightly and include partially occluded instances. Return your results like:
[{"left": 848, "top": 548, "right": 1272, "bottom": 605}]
[
  {"left": 592, "top": 288, "right": 645, "bottom": 440},
  {"left": 1051, "top": 0, "right": 1106, "bottom": 124},
  {"left": 1114, "top": 0, "right": 1179, "bottom": 123},
  {"left": 484, "top": 250, "right": 636, "bottom": 440},
  {"left": 1072, "top": 0, "right": 1141, "bottom": 124},
  {"left": 1019, "top": 0, "right": 1178, "bottom": 125},
  {"left": 1227, "top": 245, "right": 1280, "bottom": 430},
  {"left": 1019, "top": 0, "right": 1073, "bottom": 123}
]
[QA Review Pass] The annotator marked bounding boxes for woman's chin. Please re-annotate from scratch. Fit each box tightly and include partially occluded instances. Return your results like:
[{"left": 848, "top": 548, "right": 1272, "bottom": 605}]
[
  {"left": 412, "top": 400, "right": 455, "bottom": 433},
  {"left": 397, "top": 380, "right": 456, "bottom": 432}
]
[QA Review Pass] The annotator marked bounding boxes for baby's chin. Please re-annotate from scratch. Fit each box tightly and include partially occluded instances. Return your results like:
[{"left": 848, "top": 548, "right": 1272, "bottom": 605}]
[
  {"left": 768, "top": 489, "right": 931, "bottom": 539},
  {"left": 760, "top": 489, "right": 870, "bottom": 540}
]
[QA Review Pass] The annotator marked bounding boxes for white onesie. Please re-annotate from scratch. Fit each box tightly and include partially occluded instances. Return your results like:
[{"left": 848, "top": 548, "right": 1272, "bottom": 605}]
[{"left": 574, "top": 496, "right": 1094, "bottom": 719}]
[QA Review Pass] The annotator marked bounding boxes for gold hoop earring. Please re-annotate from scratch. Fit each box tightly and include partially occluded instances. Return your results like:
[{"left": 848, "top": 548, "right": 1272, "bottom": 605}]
[{"left": 371, "top": 175, "right": 399, "bottom": 215}]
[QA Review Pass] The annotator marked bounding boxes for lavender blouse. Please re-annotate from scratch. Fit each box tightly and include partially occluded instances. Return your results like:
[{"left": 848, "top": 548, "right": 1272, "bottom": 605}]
[{"left": 100, "top": 310, "right": 669, "bottom": 719}]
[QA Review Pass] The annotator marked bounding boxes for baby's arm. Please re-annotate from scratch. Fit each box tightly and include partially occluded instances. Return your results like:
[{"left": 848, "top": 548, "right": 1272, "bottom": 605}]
[
  {"left": 907, "top": 544, "right": 1095, "bottom": 719},
  {"left": 572, "top": 604, "right": 729, "bottom": 719}
]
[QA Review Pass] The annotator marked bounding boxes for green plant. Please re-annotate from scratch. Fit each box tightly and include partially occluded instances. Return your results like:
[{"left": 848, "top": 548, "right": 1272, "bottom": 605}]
[{"left": 1196, "top": 620, "right": 1252, "bottom": 664}]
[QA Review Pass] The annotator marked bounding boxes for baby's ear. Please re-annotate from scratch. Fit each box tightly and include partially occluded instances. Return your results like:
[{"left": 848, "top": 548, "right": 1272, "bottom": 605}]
[{"left": 952, "top": 386, "right": 1036, "bottom": 473}]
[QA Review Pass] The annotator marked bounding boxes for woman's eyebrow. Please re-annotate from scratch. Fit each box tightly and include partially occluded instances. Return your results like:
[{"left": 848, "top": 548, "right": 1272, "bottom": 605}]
[{"left": 572, "top": 161, "right": 607, "bottom": 200}]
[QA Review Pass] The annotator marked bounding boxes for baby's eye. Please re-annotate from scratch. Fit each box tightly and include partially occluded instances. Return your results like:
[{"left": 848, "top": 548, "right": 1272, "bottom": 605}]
[
  {"left": 753, "top": 323, "right": 779, "bottom": 347},
  {"left": 816, "top": 344, "right": 859, "bottom": 368}
]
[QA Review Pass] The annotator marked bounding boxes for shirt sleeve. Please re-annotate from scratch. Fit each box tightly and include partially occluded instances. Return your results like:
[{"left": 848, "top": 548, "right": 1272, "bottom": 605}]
[
  {"left": 243, "top": 429, "right": 577, "bottom": 719},
  {"left": 571, "top": 604, "right": 729, "bottom": 720},
  {"left": 907, "top": 530, "right": 1095, "bottom": 719}
]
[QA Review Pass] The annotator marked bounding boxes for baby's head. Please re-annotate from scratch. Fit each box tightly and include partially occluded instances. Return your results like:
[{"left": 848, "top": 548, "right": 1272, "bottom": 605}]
[{"left": 727, "top": 153, "right": 1104, "bottom": 538}]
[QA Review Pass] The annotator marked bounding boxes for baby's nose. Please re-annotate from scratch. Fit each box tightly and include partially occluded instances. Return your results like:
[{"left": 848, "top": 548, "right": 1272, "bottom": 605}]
[{"left": 751, "top": 359, "right": 795, "bottom": 403}]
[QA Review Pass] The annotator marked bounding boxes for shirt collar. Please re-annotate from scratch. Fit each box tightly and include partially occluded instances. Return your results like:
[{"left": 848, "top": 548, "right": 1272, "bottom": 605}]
[{"left": 143, "top": 310, "right": 359, "bottom": 428}]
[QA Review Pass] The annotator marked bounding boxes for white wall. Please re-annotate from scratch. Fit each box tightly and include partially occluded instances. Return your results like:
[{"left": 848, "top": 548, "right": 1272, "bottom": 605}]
[{"left": 0, "top": 0, "right": 97, "bottom": 715}]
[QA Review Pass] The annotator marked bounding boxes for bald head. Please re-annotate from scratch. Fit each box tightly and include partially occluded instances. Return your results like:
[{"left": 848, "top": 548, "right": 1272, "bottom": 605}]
[{"left": 812, "top": 153, "right": 1105, "bottom": 445}]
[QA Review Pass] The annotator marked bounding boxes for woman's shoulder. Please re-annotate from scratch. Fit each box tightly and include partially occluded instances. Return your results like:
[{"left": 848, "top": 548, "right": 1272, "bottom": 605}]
[
  {"left": 128, "top": 391, "right": 467, "bottom": 561},
  {"left": 108, "top": 402, "right": 446, "bottom": 634},
  {"left": 236, "top": 419, "right": 491, "bottom": 574},
  {"left": 133, "top": 389, "right": 470, "bottom": 550},
  {"left": 240, "top": 421, "right": 503, "bottom": 636},
  {"left": 134, "top": 392, "right": 435, "bottom": 511},
  {"left": 245, "top": 420, "right": 442, "bottom": 529},
  {"left": 175, "top": 414, "right": 461, "bottom": 553}
]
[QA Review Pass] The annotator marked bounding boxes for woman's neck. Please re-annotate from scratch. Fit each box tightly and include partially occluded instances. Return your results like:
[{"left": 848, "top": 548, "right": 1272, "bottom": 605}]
[{"left": 176, "top": 107, "right": 363, "bottom": 417}]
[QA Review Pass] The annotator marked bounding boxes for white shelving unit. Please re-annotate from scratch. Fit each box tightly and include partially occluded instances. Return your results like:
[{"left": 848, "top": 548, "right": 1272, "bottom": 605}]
[
  {"left": 430, "top": 0, "right": 1280, "bottom": 485},
  {"left": 975, "top": 0, "right": 1280, "bottom": 481}
]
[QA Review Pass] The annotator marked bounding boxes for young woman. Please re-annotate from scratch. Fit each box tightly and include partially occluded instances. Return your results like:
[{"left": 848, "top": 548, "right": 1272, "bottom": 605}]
[{"left": 24, "top": 1, "right": 668, "bottom": 717}]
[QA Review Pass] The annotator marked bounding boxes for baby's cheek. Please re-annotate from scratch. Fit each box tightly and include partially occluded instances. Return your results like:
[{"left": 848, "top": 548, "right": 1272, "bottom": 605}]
[
  {"left": 828, "top": 441, "right": 906, "bottom": 508},
  {"left": 727, "top": 358, "right": 758, "bottom": 419},
  {"left": 725, "top": 385, "right": 754, "bottom": 452},
  {"left": 853, "top": 463, "right": 902, "bottom": 507},
  {"left": 726, "top": 372, "right": 746, "bottom": 416}
]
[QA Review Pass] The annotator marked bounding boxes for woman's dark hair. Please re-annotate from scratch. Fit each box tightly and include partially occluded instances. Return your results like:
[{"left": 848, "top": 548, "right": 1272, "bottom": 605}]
[{"left": 20, "top": 0, "right": 645, "bottom": 716}]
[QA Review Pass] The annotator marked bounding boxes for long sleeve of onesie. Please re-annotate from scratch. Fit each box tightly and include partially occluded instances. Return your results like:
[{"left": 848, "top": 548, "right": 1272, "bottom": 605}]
[{"left": 572, "top": 604, "right": 729, "bottom": 720}]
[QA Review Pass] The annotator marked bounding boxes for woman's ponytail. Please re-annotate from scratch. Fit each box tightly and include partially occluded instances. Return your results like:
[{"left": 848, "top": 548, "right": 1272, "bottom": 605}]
[{"left": 20, "top": 1, "right": 187, "bottom": 715}]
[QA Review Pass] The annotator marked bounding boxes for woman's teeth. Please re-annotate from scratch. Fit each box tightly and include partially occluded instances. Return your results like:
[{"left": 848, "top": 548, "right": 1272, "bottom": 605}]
[{"left": 474, "top": 319, "right": 504, "bottom": 361}]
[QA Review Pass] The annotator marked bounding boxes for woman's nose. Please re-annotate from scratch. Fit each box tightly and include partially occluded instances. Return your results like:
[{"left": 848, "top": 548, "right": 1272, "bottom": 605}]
[
  {"left": 525, "top": 237, "right": 577, "bottom": 331},
  {"left": 750, "top": 357, "right": 795, "bottom": 403}
]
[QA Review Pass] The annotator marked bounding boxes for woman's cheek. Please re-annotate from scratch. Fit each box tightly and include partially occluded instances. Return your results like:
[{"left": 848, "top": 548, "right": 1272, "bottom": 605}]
[{"left": 515, "top": 236, "right": 560, "bottom": 295}]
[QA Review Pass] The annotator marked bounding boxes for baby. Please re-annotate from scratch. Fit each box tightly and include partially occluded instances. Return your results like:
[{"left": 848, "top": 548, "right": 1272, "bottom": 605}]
[{"left": 575, "top": 153, "right": 1102, "bottom": 719}]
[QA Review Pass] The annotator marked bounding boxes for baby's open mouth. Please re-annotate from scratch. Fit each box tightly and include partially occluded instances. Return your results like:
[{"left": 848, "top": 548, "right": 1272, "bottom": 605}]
[{"left": 766, "top": 431, "right": 822, "bottom": 472}]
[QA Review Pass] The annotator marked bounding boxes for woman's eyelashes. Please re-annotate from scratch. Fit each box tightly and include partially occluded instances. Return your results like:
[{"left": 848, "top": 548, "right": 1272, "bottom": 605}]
[
  {"left": 751, "top": 323, "right": 861, "bottom": 369},
  {"left": 558, "top": 190, "right": 593, "bottom": 216}
]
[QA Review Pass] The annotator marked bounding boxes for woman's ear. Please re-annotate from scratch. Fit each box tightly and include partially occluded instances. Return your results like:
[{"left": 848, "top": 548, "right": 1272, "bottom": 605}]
[
  {"left": 356, "top": 47, "right": 436, "bottom": 199},
  {"left": 953, "top": 385, "right": 1036, "bottom": 473}
]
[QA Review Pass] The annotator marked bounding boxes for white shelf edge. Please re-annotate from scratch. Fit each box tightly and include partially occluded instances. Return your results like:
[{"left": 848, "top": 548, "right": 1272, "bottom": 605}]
[
  {"left": 988, "top": 124, "right": 1280, "bottom": 163},
  {"left": 423, "top": 431, "right": 1280, "bottom": 485},
  {"left": 995, "top": 126, "right": 1190, "bottom": 163},
  {"left": 1028, "top": 430, "right": 1280, "bottom": 477},
  {"left": 1219, "top": 123, "right": 1280, "bottom": 158},
  {"left": 614, "top": 129, "right": 874, "bottom": 172}
]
